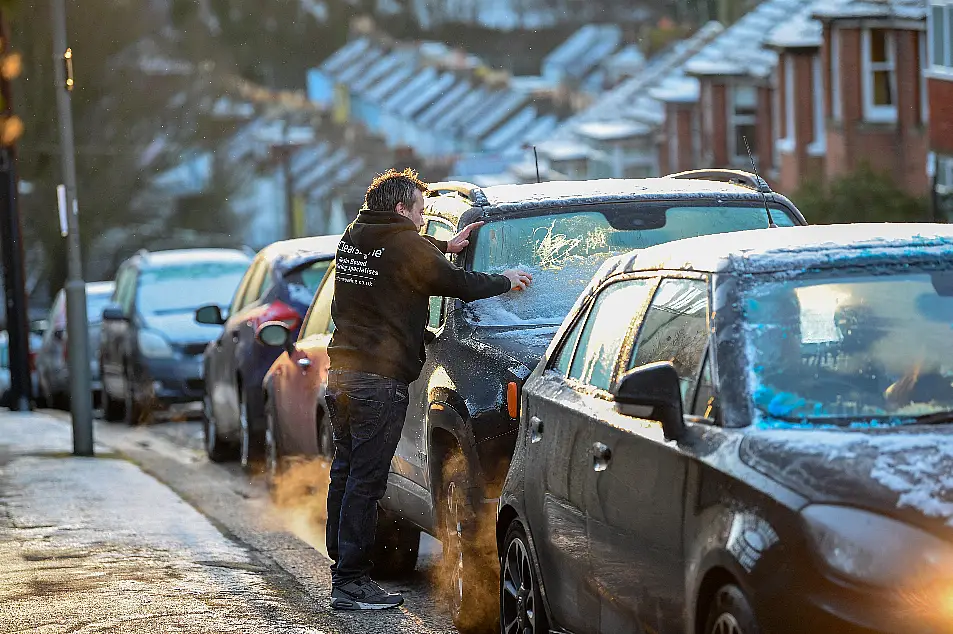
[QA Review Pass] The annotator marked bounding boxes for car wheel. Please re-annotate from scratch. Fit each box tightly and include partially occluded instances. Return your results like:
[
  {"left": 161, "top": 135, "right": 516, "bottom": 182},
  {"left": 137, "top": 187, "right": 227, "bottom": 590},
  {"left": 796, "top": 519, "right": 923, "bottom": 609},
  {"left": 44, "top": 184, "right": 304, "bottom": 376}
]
[
  {"left": 238, "top": 391, "right": 263, "bottom": 472},
  {"left": 372, "top": 507, "right": 420, "bottom": 579},
  {"left": 264, "top": 403, "right": 282, "bottom": 489},
  {"left": 501, "top": 520, "right": 548, "bottom": 634},
  {"left": 704, "top": 584, "right": 762, "bottom": 634},
  {"left": 204, "top": 392, "right": 236, "bottom": 463},
  {"left": 438, "top": 449, "right": 498, "bottom": 634},
  {"left": 316, "top": 407, "right": 333, "bottom": 460}
]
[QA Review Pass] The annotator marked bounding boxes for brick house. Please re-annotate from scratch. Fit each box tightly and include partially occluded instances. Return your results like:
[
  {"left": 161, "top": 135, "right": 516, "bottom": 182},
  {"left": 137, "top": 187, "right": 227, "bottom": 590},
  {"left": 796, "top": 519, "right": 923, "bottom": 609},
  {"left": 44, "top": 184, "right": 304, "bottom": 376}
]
[
  {"left": 811, "top": 0, "right": 930, "bottom": 195},
  {"left": 928, "top": 0, "right": 953, "bottom": 212}
]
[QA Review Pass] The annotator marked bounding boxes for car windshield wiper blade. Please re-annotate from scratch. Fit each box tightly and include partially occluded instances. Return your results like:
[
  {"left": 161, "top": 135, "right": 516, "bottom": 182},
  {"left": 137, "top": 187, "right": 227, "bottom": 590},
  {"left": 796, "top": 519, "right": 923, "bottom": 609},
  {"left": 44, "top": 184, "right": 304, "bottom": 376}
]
[{"left": 910, "top": 410, "right": 953, "bottom": 425}]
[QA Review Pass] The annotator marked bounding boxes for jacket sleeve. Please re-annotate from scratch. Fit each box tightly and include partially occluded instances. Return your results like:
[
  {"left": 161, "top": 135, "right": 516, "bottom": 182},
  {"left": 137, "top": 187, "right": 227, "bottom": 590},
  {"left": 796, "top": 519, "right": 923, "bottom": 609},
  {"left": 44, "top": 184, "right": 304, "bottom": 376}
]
[
  {"left": 406, "top": 234, "right": 510, "bottom": 302},
  {"left": 422, "top": 235, "right": 449, "bottom": 253}
]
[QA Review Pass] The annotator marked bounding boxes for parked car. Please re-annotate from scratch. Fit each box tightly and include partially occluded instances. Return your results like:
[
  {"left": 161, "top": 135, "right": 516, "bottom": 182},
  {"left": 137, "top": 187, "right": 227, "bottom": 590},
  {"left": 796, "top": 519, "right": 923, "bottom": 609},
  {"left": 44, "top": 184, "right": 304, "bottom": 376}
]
[
  {"left": 35, "top": 281, "right": 116, "bottom": 409},
  {"left": 195, "top": 235, "right": 338, "bottom": 467},
  {"left": 0, "top": 329, "right": 43, "bottom": 408},
  {"left": 296, "top": 172, "right": 801, "bottom": 631},
  {"left": 99, "top": 248, "right": 252, "bottom": 424},
  {"left": 499, "top": 223, "right": 953, "bottom": 634}
]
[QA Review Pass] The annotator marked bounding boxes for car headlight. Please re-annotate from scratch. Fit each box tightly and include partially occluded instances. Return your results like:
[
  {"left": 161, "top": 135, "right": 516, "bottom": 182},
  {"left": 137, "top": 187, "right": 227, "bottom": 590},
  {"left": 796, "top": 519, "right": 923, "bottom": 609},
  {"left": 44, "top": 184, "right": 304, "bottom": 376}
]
[
  {"left": 803, "top": 505, "right": 953, "bottom": 587},
  {"left": 137, "top": 330, "right": 175, "bottom": 359}
]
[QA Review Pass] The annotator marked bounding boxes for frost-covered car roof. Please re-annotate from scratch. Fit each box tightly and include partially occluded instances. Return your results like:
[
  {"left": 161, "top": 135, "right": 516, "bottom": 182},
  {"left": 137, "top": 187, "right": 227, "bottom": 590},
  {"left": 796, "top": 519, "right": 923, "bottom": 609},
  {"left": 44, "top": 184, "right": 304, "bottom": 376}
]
[
  {"left": 138, "top": 248, "right": 252, "bottom": 269},
  {"left": 479, "top": 177, "right": 770, "bottom": 210},
  {"left": 258, "top": 234, "right": 341, "bottom": 273},
  {"left": 617, "top": 223, "right": 953, "bottom": 275}
]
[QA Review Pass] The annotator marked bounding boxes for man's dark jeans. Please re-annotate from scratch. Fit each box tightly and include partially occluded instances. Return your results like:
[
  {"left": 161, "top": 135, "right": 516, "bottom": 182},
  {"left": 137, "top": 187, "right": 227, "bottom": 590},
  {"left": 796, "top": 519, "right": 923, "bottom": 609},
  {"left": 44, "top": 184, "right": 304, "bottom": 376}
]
[{"left": 325, "top": 369, "right": 409, "bottom": 586}]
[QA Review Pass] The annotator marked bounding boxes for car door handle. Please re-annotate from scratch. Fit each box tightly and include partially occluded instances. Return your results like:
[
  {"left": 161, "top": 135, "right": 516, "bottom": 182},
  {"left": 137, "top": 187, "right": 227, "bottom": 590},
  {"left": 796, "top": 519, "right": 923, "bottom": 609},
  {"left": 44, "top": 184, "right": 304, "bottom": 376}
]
[
  {"left": 592, "top": 442, "right": 611, "bottom": 472},
  {"left": 529, "top": 416, "right": 544, "bottom": 443}
]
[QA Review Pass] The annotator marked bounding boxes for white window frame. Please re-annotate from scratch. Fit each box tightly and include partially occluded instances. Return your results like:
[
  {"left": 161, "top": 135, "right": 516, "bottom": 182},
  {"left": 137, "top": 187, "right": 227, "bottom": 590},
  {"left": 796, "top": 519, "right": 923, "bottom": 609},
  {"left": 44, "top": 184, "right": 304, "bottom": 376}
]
[
  {"left": 777, "top": 55, "right": 796, "bottom": 154},
  {"left": 928, "top": 1, "right": 953, "bottom": 77},
  {"left": 862, "top": 28, "right": 899, "bottom": 123},
  {"left": 809, "top": 55, "right": 826, "bottom": 156},
  {"left": 831, "top": 27, "right": 842, "bottom": 121},
  {"left": 772, "top": 71, "right": 781, "bottom": 167},
  {"left": 728, "top": 84, "right": 758, "bottom": 163},
  {"left": 937, "top": 154, "right": 953, "bottom": 192}
]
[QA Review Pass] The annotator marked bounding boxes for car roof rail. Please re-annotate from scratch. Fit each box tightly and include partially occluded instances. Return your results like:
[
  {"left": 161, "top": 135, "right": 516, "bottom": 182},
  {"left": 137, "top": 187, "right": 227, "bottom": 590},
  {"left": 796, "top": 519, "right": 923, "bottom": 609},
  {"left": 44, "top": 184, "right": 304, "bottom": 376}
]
[
  {"left": 665, "top": 169, "right": 772, "bottom": 194},
  {"left": 426, "top": 181, "right": 489, "bottom": 206}
]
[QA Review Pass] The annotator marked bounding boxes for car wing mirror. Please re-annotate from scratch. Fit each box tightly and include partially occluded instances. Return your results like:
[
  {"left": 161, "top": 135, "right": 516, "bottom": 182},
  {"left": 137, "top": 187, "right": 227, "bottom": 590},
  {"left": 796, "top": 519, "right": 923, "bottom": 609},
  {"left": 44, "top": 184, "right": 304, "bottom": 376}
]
[
  {"left": 613, "top": 361, "right": 686, "bottom": 442},
  {"left": 194, "top": 304, "right": 225, "bottom": 326},
  {"left": 101, "top": 305, "right": 128, "bottom": 322},
  {"left": 257, "top": 321, "right": 294, "bottom": 356}
]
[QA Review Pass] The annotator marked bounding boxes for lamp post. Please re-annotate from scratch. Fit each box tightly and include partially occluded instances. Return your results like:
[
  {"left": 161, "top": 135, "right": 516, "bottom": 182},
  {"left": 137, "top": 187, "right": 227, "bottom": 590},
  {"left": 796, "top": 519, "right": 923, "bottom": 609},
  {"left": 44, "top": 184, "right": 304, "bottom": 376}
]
[{"left": 51, "top": 0, "right": 93, "bottom": 456}]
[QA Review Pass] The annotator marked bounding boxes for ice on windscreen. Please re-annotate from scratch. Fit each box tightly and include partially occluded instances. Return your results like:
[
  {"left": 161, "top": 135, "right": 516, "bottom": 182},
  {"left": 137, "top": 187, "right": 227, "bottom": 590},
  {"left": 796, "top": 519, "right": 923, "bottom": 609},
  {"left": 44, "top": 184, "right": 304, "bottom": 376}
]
[{"left": 468, "top": 221, "right": 619, "bottom": 326}]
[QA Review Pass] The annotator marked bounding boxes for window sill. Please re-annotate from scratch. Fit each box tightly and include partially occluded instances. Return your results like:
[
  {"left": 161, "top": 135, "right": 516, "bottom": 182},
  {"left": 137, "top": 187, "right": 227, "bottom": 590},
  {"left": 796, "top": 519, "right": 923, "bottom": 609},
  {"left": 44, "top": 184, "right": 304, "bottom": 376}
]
[
  {"left": 924, "top": 68, "right": 953, "bottom": 81},
  {"left": 775, "top": 138, "right": 796, "bottom": 154},
  {"left": 807, "top": 141, "right": 826, "bottom": 157}
]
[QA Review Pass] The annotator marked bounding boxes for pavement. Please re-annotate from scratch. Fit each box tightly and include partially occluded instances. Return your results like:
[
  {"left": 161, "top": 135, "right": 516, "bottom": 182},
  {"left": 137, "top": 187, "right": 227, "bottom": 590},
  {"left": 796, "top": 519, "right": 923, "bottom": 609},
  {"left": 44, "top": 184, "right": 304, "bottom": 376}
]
[{"left": 0, "top": 411, "right": 458, "bottom": 634}]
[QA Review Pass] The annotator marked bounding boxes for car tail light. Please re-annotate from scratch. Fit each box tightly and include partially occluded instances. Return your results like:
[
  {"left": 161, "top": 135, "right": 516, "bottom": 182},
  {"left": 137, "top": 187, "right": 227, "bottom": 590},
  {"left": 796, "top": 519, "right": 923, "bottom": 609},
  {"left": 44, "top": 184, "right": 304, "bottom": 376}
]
[
  {"left": 252, "top": 300, "right": 301, "bottom": 333},
  {"left": 506, "top": 381, "right": 519, "bottom": 419}
]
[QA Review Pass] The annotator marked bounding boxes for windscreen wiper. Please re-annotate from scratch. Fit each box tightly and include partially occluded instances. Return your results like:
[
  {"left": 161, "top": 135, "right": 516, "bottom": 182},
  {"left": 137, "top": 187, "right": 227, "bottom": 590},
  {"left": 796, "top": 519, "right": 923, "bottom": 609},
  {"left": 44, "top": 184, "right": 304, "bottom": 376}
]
[{"left": 910, "top": 410, "right": 953, "bottom": 426}]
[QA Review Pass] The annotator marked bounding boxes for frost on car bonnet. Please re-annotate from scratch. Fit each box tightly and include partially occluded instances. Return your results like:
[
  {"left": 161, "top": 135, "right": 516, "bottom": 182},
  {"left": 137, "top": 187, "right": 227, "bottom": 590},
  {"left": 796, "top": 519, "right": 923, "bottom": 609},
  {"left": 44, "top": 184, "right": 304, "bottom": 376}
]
[{"left": 742, "top": 429, "right": 953, "bottom": 527}]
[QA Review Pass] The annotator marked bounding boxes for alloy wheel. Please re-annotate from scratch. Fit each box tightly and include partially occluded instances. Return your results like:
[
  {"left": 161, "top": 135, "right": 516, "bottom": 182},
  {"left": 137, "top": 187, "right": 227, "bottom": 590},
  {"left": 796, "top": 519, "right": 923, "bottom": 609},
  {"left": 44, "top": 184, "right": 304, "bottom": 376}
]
[
  {"left": 443, "top": 479, "right": 465, "bottom": 615},
  {"left": 502, "top": 534, "right": 538, "bottom": 634},
  {"left": 711, "top": 614, "right": 744, "bottom": 634}
]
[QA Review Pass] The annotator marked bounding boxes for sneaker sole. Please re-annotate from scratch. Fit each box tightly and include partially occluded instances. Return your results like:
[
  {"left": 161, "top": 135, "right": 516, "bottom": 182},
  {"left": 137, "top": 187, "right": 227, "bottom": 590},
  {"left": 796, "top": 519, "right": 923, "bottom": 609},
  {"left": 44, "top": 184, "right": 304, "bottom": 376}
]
[{"left": 330, "top": 598, "right": 404, "bottom": 611}]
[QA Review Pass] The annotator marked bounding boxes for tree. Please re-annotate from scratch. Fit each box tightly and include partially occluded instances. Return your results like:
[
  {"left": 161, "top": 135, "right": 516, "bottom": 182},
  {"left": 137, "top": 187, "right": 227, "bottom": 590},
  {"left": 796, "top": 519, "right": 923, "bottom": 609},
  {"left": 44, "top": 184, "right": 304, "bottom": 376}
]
[{"left": 794, "top": 164, "right": 931, "bottom": 225}]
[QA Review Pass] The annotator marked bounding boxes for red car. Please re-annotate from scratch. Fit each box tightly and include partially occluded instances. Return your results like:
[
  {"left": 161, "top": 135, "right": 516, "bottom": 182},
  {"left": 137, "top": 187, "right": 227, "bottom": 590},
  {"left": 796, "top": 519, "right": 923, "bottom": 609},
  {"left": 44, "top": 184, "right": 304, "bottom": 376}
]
[{"left": 258, "top": 262, "right": 336, "bottom": 480}]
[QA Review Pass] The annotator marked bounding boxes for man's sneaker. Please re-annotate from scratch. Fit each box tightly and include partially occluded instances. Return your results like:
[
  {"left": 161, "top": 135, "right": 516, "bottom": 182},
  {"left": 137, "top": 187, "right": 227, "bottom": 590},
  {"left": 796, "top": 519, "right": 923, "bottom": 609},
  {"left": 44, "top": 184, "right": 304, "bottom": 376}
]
[{"left": 330, "top": 577, "right": 404, "bottom": 610}]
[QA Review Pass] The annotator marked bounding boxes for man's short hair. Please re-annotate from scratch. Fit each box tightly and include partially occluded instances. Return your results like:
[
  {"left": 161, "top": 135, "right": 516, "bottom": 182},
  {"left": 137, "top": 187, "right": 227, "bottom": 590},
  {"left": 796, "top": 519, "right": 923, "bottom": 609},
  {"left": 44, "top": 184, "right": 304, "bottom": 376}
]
[{"left": 364, "top": 168, "right": 428, "bottom": 212}]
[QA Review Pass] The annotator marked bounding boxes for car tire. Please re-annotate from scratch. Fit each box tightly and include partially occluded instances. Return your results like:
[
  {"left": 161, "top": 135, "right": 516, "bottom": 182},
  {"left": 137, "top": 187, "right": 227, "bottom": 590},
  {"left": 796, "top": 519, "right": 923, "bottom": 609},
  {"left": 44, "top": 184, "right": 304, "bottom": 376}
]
[
  {"left": 704, "top": 584, "right": 762, "bottom": 634},
  {"left": 239, "top": 389, "right": 263, "bottom": 472},
  {"left": 437, "top": 448, "right": 498, "bottom": 634},
  {"left": 500, "top": 520, "right": 549, "bottom": 634},
  {"left": 204, "top": 392, "right": 236, "bottom": 463},
  {"left": 264, "top": 401, "right": 283, "bottom": 490},
  {"left": 372, "top": 507, "right": 420, "bottom": 579}
]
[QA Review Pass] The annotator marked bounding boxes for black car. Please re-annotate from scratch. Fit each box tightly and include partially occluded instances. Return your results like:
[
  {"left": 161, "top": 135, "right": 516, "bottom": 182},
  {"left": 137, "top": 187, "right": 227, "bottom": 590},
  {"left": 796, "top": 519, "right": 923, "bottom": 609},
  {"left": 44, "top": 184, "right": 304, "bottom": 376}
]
[
  {"left": 99, "top": 248, "right": 252, "bottom": 424},
  {"left": 195, "top": 235, "right": 338, "bottom": 468},
  {"left": 378, "top": 171, "right": 807, "bottom": 632},
  {"left": 499, "top": 223, "right": 953, "bottom": 634}
]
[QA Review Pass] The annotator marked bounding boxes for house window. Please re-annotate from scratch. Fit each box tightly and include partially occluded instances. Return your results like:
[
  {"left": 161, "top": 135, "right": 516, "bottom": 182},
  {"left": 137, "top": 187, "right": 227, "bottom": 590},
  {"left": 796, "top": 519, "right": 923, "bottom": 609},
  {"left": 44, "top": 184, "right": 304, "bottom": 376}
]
[
  {"left": 862, "top": 29, "right": 898, "bottom": 122},
  {"left": 831, "top": 27, "right": 842, "bottom": 121},
  {"left": 730, "top": 84, "right": 758, "bottom": 163},
  {"left": 930, "top": 2, "right": 953, "bottom": 72},
  {"left": 777, "top": 55, "right": 796, "bottom": 154},
  {"left": 921, "top": 32, "right": 930, "bottom": 124}
]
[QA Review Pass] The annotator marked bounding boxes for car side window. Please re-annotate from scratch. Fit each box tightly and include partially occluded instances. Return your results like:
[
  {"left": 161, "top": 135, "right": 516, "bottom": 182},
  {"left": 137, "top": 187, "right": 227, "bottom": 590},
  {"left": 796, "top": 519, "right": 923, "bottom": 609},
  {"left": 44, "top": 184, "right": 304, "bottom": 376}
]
[
  {"left": 551, "top": 310, "right": 588, "bottom": 376},
  {"left": 241, "top": 260, "right": 270, "bottom": 308},
  {"left": 229, "top": 259, "right": 259, "bottom": 315},
  {"left": 628, "top": 278, "right": 710, "bottom": 406},
  {"left": 568, "top": 279, "right": 655, "bottom": 391},
  {"left": 692, "top": 353, "right": 718, "bottom": 418},
  {"left": 301, "top": 270, "right": 336, "bottom": 340},
  {"left": 426, "top": 219, "right": 455, "bottom": 329}
]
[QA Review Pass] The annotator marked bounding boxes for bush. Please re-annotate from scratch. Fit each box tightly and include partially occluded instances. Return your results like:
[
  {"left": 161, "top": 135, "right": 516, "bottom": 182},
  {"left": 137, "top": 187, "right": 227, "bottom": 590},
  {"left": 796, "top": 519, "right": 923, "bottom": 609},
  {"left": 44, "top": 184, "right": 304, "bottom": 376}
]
[{"left": 793, "top": 164, "right": 932, "bottom": 225}]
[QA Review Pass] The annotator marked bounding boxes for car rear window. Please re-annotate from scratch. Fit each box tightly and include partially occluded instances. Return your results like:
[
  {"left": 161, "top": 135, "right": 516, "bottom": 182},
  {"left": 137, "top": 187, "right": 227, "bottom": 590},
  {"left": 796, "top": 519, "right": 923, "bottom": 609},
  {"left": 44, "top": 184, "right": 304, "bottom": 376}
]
[
  {"left": 137, "top": 261, "right": 249, "bottom": 315},
  {"left": 467, "top": 202, "right": 796, "bottom": 326}
]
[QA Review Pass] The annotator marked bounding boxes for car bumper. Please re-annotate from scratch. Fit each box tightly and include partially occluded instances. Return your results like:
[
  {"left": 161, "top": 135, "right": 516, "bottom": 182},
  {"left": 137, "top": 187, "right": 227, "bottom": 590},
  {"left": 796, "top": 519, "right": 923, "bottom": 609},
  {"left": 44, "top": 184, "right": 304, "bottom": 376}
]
[{"left": 139, "top": 356, "right": 204, "bottom": 406}]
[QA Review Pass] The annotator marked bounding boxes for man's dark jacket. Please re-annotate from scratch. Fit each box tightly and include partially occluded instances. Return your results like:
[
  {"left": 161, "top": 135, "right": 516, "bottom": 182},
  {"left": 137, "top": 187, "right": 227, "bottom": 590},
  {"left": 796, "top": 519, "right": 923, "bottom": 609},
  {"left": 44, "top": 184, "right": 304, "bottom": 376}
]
[{"left": 328, "top": 210, "right": 511, "bottom": 385}]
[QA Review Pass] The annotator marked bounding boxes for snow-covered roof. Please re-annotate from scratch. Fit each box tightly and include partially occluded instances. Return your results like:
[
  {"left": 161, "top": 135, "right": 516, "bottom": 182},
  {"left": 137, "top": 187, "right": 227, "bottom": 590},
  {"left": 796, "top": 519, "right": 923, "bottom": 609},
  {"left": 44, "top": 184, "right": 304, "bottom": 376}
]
[
  {"left": 363, "top": 62, "right": 417, "bottom": 103},
  {"left": 576, "top": 120, "right": 652, "bottom": 142},
  {"left": 685, "top": 0, "right": 815, "bottom": 78},
  {"left": 539, "top": 21, "right": 724, "bottom": 154},
  {"left": 433, "top": 88, "right": 490, "bottom": 131},
  {"left": 381, "top": 67, "right": 438, "bottom": 112},
  {"left": 349, "top": 51, "right": 406, "bottom": 95},
  {"left": 337, "top": 48, "right": 386, "bottom": 86},
  {"left": 320, "top": 38, "right": 371, "bottom": 75},
  {"left": 648, "top": 75, "right": 700, "bottom": 103},
  {"left": 812, "top": 0, "right": 928, "bottom": 21},
  {"left": 482, "top": 106, "right": 538, "bottom": 152},
  {"left": 544, "top": 24, "right": 606, "bottom": 68},
  {"left": 396, "top": 72, "right": 457, "bottom": 118},
  {"left": 535, "top": 139, "right": 590, "bottom": 161},
  {"left": 467, "top": 92, "right": 530, "bottom": 139},
  {"left": 765, "top": 10, "right": 824, "bottom": 48},
  {"left": 416, "top": 81, "right": 473, "bottom": 127}
]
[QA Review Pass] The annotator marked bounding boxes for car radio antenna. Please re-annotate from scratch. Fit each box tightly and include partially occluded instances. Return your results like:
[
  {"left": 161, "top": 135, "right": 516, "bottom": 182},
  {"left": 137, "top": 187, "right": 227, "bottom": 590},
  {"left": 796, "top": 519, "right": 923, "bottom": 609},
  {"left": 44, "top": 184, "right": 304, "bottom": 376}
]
[
  {"left": 533, "top": 146, "right": 541, "bottom": 184},
  {"left": 743, "top": 135, "right": 777, "bottom": 228}
]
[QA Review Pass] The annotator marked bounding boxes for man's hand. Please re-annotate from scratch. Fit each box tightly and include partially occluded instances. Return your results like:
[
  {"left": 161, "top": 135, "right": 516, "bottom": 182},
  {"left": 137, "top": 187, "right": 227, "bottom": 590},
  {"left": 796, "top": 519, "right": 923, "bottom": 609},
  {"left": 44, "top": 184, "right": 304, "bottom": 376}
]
[
  {"left": 446, "top": 222, "right": 484, "bottom": 254},
  {"left": 502, "top": 269, "right": 533, "bottom": 292}
]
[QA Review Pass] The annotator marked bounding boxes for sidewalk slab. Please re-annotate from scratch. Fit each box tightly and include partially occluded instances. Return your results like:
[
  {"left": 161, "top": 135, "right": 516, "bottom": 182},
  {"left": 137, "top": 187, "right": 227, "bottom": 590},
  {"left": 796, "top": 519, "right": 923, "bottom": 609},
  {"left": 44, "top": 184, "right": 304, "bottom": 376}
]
[{"left": 0, "top": 411, "right": 327, "bottom": 633}]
